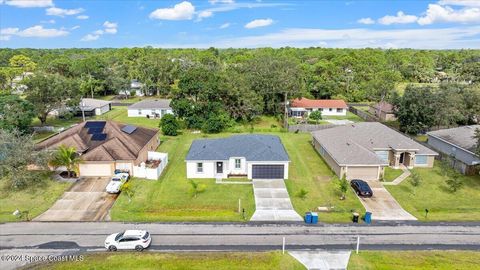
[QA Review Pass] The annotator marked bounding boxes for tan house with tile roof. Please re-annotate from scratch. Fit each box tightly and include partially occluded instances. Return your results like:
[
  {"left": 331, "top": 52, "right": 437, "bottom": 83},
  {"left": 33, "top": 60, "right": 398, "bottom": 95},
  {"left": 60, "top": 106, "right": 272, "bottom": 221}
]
[{"left": 36, "top": 120, "right": 160, "bottom": 177}]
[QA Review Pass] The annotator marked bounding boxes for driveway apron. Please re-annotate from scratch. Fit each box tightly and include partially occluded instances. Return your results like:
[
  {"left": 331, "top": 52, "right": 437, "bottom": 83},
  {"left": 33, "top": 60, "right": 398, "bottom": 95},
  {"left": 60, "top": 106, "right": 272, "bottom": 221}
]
[
  {"left": 250, "top": 179, "right": 303, "bottom": 221},
  {"left": 34, "top": 177, "right": 117, "bottom": 221}
]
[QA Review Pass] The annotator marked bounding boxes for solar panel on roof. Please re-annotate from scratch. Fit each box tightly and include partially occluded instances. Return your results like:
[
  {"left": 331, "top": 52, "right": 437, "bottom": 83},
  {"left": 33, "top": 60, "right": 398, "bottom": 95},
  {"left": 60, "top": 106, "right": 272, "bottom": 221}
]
[
  {"left": 91, "top": 133, "right": 107, "bottom": 141},
  {"left": 121, "top": 125, "right": 137, "bottom": 134},
  {"left": 87, "top": 127, "right": 104, "bottom": 134},
  {"left": 85, "top": 121, "right": 106, "bottom": 129}
]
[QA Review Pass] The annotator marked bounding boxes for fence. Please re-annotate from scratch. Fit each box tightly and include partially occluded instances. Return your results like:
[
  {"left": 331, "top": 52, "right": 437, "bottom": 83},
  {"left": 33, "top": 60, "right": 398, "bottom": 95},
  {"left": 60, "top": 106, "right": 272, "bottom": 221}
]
[
  {"left": 288, "top": 124, "right": 337, "bottom": 132},
  {"left": 348, "top": 106, "right": 378, "bottom": 122}
]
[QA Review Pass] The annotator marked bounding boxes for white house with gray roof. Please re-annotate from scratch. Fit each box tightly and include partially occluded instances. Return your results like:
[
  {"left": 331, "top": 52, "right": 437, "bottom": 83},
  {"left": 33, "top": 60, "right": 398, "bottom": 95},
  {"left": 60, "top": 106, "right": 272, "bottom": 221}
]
[
  {"left": 312, "top": 122, "right": 438, "bottom": 180},
  {"left": 185, "top": 134, "right": 290, "bottom": 180},
  {"left": 127, "top": 99, "right": 173, "bottom": 118},
  {"left": 427, "top": 125, "right": 480, "bottom": 175}
]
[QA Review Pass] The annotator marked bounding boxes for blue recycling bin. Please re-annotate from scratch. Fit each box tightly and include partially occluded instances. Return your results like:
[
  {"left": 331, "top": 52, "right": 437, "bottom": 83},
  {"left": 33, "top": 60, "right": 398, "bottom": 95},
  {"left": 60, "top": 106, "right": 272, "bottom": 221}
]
[
  {"left": 311, "top": 212, "right": 318, "bottom": 224},
  {"left": 304, "top": 212, "right": 312, "bottom": 223},
  {"left": 364, "top": 212, "right": 372, "bottom": 224}
]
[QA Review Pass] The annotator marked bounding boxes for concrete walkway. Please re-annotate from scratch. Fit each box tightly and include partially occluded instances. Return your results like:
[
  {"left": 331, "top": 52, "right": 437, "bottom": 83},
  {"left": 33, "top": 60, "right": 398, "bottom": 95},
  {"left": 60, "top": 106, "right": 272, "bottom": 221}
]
[
  {"left": 250, "top": 179, "right": 303, "bottom": 221},
  {"left": 289, "top": 250, "right": 351, "bottom": 270},
  {"left": 383, "top": 165, "right": 411, "bottom": 186}
]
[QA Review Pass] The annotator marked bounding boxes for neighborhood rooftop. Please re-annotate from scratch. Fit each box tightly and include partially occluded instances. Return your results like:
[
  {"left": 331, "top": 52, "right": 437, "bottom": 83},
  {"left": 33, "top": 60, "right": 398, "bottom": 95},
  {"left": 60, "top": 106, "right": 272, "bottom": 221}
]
[
  {"left": 128, "top": 99, "right": 172, "bottom": 109},
  {"left": 36, "top": 120, "right": 158, "bottom": 161},
  {"left": 428, "top": 125, "right": 480, "bottom": 154},
  {"left": 312, "top": 122, "right": 437, "bottom": 166},
  {"left": 290, "top": 98, "right": 348, "bottom": 108},
  {"left": 80, "top": 98, "right": 112, "bottom": 111},
  {"left": 186, "top": 134, "right": 290, "bottom": 162}
]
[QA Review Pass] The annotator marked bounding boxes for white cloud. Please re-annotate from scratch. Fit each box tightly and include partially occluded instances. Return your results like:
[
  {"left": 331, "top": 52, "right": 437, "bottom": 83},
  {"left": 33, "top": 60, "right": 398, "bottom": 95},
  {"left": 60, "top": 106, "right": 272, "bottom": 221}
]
[
  {"left": 81, "top": 34, "right": 100, "bottom": 41},
  {"left": 103, "top": 21, "right": 117, "bottom": 28},
  {"left": 148, "top": 26, "right": 480, "bottom": 49},
  {"left": 378, "top": 11, "right": 418, "bottom": 25},
  {"left": 3, "top": 0, "right": 53, "bottom": 8},
  {"left": 357, "top": 17, "right": 375, "bottom": 25},
  {"left": 220, "top": 22, "right": 230, "bottom": 29},
  {"left": 71, "top": 25, "right": 80, "bottom": 30},
  {"left": 209, "top": 0, "right": 234, "bottom": 4},
  {"left": 0, "top": 35, "right": 11, "bottom": 41},
  {"left": 76, "top": 15, "right": 89, "bottom": 20},
  {"left": 104, "top": 28, "right": 117, "bottom": 34},
  {"left": 1, "top": 25, "right": 69, "bottom": 38},
  {"left": 245, "top": 18, "right": 273, "bottom": 29},
  {"left": 198, "top": 10, "right": 213, "bottom": 20},
  {"left": 46, "top": 7, "right": 84, "bottom": 17},
  {"left": 438, "top": 0, "right": 480, "bottom": 7},
  {"left": 417, "top": 3, "right": 480, "bottom": 25},
  {"left": 40, "top": 19, "right": 56, "bottom": 24},
  {"left": 149, "top": 1, "right": 195, "bottom": 20},
  {"left": 93, "top": 30, "right": 104, "bottom": 35}
]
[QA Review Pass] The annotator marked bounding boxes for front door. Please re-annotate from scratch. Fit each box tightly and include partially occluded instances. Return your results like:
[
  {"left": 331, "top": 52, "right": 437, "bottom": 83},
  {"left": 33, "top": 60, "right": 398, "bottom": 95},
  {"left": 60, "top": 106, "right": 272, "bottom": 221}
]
[
  {"left": 399, "top": 153, "right": 405, "bottom": 164},
  {"left": 216, "top": 162, "right": 223, "bottom": 174}
]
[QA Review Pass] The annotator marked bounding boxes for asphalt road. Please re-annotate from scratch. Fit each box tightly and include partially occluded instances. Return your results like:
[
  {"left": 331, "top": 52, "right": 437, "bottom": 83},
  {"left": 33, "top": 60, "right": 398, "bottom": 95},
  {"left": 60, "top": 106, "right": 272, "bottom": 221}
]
[{"left": 1, "top": 222, "right": 480, "bottom": 269}]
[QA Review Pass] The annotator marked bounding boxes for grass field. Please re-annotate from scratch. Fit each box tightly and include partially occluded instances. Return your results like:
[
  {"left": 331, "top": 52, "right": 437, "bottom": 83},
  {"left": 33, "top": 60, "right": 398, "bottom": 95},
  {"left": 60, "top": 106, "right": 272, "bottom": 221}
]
[
  {"left": 322, "top": 111, "right": 364, "bottom": 122},
  {"left": 349, "top": 251, "right": 480, "bottom": 270},
  {"left": 30, "top": 252, "right": 306, "bottom": 270},
  {"left": 383, "top": 167, "right": 403, "bottom": 182},
  {"left": 386, "top": 165, "right": 480, "bottom": 221},
  {"left": 0, "top": 173, "right": 71, "bottom": 222}
]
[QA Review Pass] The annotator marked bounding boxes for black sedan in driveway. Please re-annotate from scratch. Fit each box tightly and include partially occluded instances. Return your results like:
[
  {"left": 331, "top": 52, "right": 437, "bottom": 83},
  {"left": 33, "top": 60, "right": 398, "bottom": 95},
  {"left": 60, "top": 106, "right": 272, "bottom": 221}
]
[{"left": 350, "top": 179, "right": 373, "bottom": 197}]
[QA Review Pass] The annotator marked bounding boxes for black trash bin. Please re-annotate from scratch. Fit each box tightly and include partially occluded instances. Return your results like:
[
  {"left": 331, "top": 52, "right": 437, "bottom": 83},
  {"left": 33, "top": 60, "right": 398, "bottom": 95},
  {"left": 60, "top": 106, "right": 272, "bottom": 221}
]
[{"left": 352, "top": 212, "right": 359, "bottom": 223}]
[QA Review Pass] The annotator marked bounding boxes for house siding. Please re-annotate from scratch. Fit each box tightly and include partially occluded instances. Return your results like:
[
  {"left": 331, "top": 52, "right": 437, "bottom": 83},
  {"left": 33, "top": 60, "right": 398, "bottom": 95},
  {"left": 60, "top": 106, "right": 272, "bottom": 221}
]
[
  {"left": 127, "top": 108, "right": 173, "bottom": 118},
  {"left": 312, "top": 137, "right": 343, "bottom": 177},
  {"left": 427, "top": 135, "right": 479, "bottom": 175}
]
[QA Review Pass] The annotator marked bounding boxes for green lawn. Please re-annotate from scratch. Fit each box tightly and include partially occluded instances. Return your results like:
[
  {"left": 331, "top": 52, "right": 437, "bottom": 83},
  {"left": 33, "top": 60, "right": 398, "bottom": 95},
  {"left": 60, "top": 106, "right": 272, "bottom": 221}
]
[
  {"left": 323, "top": 111, "right": 364, "bottom": 122},
  {"left": 96, "top": 106, "right": 160, "bottom": 129},
  {"left": 415, "top": 134, "right": 428, "bottom": 142},
  {"left": 32, "top": 131, "right": 56, "bottom": 143},
  {"left": 279, "top": 133, "right": 364, "bottom": 223},
  {"left": 386, "top": 165, "right": 480, "bottom": 221},
  {"left": 110, "top": 133, "right": 256, "bottom": 222},
  {"left": 0, "top": 173, "right": 71, "bottom": 222},
  {"left": 30, "top": 252, "right": 305, "bottom": 270},
  {"left": 383, "top": 167, "right": 403, "bottom": 182},
  {"left": 348, "top": 251, "right": 480, "bottom": 270}
]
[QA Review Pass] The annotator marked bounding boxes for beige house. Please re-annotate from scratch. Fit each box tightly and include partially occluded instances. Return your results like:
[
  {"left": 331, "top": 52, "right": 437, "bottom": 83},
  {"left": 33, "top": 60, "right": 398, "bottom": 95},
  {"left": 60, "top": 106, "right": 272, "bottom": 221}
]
[
  {"left": 312, "top": 122, "right": 437, "bottom": 180},
  {"left": 36, "top": 120, "right": 160, "bottom": 177},
  {"left": 369, "top": 101, "right": 396, "bottom": 122}
]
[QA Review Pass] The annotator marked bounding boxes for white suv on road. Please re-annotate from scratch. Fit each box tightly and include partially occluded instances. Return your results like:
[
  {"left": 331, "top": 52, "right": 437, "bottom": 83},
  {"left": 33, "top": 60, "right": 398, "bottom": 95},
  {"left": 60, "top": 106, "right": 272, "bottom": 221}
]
[
  {"left": 105, "top": 230, "right": 151, "bottom": 251},
  {"left": 105, "top": 173, "right": 130, "bottom": 194}
]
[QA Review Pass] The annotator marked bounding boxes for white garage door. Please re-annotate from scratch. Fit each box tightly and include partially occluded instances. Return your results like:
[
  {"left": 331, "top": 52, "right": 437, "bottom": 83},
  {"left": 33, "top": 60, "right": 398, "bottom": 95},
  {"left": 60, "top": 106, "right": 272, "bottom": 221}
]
[
  {"left": 346, "top": 166, "right": 379, "bottom": 180},
  {"left": 79, "top": 163, "right": 112, "bottom": 177}
]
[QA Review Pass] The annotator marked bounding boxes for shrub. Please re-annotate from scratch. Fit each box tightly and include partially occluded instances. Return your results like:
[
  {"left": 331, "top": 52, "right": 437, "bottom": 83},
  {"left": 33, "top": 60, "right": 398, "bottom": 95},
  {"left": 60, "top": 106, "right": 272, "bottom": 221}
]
[
  {"left": 408, "top": 171, "right": 422, "bottom": 195},
  {"left": 338, "top": 176, "right": 348, "bottom": 200},
  {"left": 160, "top": 114, "right": 179, "bottom": 136},
  {"left": 296, "top": 188, "right": 308, "bottom": 200},
  {"left": 445, "top": 173, "right": 463, "bottom": 192},
  {"left": 309, "top": 110, "right": 322, "bottom": 124},
  {"left": 189, "top": 180, "right": 207, "bottom": 198}
]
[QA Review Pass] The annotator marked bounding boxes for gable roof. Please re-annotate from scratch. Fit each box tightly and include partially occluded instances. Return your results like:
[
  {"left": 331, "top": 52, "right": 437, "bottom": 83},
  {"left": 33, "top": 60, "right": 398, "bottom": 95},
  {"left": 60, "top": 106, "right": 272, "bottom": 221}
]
[
  {"left": 128, "top": 99, "right": 171, "bottom": 110},
  {"left": 427, "top": 125, "right": 480, "bottom": 154},
  {"left": 291, "top": 98, "right": 348, "bottom": 109},
  {"left": 371, "top": 101, "right": 394, "bottom": 113},
  {"left": 36, "top": 121, "right": 158, "bottom": 162},
  {"left": 312, "top": 122, "right": 437, "bottom": 166},
  {"left": 186, "top": 134, "right": 289, "bottom": 162},
  {"left": 81, "top": 98, "right": 111, "bottom": 111}
]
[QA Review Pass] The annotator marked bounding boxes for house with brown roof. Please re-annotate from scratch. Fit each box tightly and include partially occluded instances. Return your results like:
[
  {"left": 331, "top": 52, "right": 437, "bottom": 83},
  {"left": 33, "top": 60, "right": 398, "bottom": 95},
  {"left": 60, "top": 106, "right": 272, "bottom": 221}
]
[
  {"left": 289, "top": 97, "right": 348, "bottom": 118},
  {"left": 369, "top": 101, "right": 396, "bottom": 122},
  {"left": 36, "top": 120, "right": 160, "bottom": 177}
]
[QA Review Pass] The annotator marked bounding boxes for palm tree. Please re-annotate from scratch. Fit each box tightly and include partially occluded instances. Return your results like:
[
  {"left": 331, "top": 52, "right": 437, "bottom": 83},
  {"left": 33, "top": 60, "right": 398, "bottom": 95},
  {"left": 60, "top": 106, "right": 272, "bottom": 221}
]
[{"left": 50, "top": 145, "right": 81, "bottom": 178}]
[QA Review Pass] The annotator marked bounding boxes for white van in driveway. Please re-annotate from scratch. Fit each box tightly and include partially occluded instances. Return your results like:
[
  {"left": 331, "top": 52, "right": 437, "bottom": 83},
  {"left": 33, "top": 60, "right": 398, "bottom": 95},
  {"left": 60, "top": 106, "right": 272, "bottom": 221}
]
[{"left": 104, "top": 230, "right": 151, "bottom": 251}]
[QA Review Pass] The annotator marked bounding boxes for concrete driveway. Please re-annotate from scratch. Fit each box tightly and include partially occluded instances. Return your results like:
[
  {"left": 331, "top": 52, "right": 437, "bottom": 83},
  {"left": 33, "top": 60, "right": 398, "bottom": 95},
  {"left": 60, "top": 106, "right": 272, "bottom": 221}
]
[
  {"left": 250, "top": 179, "right": 303, "bottom": 221},
  {"left": 356, "top": 180, "right": 417, "bottom": 221},
  {"left": 34, "top": 177, "right": 117, "bottom": 221}
]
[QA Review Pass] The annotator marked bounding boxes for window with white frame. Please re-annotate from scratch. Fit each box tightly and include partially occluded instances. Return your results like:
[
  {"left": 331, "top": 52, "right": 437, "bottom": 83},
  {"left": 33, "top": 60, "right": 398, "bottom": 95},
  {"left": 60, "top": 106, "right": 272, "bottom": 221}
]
[
  {"left": 337, "top": 108, "right": 343, "bottom": 113},
  {"left": 138, "top": 109, "right": 142, "bottom": 115},
  {"left": 196, "top": 163, "right": 203, "bottom": 173},
  {"left": 235, "top": 159, "right": 241, "bottom": 169}
]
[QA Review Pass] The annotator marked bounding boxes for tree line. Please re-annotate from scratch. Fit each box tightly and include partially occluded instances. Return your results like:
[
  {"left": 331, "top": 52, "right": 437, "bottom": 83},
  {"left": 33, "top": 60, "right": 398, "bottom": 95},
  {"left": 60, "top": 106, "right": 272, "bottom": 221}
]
[{"left": 0, "top": 47, "right": 479, "bottom": 133}]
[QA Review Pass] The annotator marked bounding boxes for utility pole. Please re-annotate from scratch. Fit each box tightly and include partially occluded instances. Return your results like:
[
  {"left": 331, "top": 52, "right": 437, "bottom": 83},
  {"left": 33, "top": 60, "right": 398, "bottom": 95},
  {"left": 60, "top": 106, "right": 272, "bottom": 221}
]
[{"left": 81, "top": 100, "right": 86, "bottom": 122}]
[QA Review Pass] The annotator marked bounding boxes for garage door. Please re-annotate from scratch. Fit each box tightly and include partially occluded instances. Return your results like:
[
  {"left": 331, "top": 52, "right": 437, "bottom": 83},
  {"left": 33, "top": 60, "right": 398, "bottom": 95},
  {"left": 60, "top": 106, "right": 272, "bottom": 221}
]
[
  {"left": 346, "top": 166, "right": 379, "bottom": 180},
  {"left": 252, "top": 165, "right": 284, "bottom": 179},
  {"left": 79, "top": 163, "right": 112, "bottom": 177}
]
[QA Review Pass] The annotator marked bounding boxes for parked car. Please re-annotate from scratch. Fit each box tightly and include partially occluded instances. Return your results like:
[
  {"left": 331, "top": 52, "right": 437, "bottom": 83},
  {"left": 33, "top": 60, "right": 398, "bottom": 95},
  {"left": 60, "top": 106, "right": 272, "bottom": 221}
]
[
  {"left": 105, "top": 230, "right": 151, "bottom": 251},
  {"left": 105, "top": 173, "right": 130, "bottom": 194},
  {"left": 350, "top": 179, "right": 373, "bottom": 197}
]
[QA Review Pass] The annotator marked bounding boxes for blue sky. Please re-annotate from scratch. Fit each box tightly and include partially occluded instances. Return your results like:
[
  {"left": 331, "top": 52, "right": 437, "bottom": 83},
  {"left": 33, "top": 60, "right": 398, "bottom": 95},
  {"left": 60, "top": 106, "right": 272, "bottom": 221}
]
[{"left": 1, "top": 0, "right": 479, "bottom": 49}]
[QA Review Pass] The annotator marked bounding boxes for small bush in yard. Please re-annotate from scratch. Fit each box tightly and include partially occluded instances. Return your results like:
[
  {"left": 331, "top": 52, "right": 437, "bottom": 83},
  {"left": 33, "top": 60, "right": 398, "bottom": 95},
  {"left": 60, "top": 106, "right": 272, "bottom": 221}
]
[
  {"left": 446, "top": 173, "right": 463, "bottom": 193},
  {"left": 189, "top": 180, "right": 206, "bottom": 198},
  {"left": 296, "top": 188, "right": 309, "bottom": 200},
  {"left": 408, "top": 171, "right": 422, "bottom": 195},
  {"left": 338, "top": 176, "right": 348, "bottom": 200},
  {"left": 160, "top": 114, "right": 179, "bottom": 136},
  {"left": 309, "top": 110, "right": 322, "bottom": 124}
]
